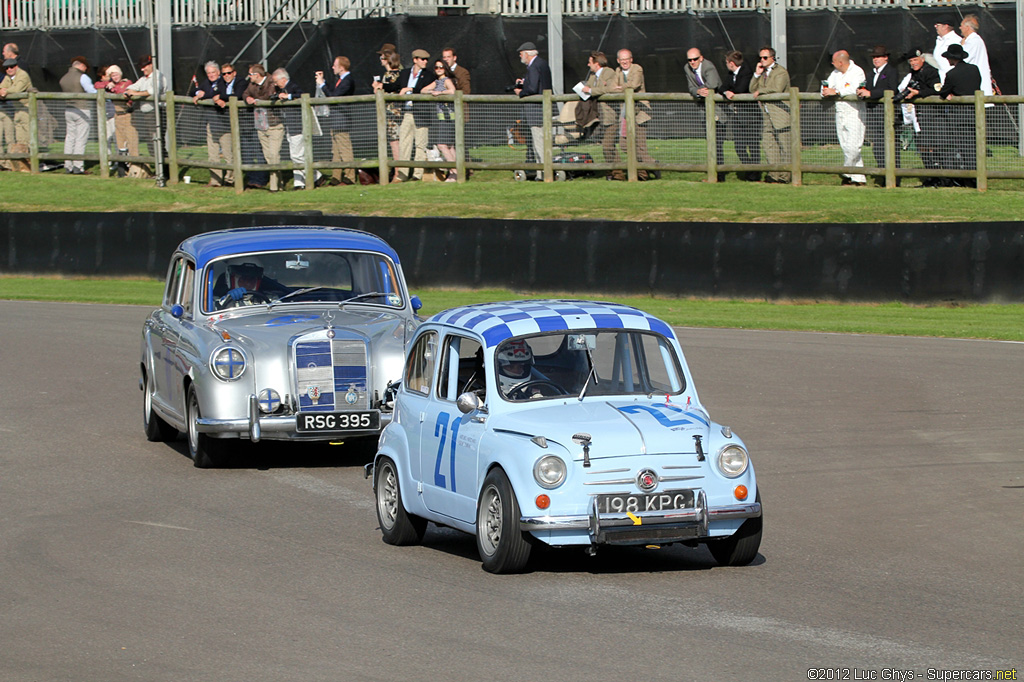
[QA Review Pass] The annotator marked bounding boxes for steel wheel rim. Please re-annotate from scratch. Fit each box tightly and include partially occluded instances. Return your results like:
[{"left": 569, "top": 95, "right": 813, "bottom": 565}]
[
  {"left": 378, "top": 463, "right": 398, "bottom": 530},
  {"left": 479, "top": 485, "right": 502, "bottom": 556},
  {"left": 187, "top": 392, "right": 200, "bottom": 455},
  {"left": 144, "top": 373, "right": 153, "bottom": 425}
]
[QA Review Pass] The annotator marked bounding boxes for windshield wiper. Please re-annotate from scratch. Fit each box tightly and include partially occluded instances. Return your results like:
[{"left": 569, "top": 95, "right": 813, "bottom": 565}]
[
  {"left": 268, "top": 286, "right": 324, "bottom": 308},
  {"left": 577, "top": 347, "right": 598, "bottom": 401},
  {"left": 338, "top": 291, "right": 390, "bottom": 306}
]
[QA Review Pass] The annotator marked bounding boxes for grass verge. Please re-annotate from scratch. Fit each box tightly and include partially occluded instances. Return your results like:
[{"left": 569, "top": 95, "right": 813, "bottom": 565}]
[{"left": 2, "top": 276, "right": 1021, "bottom": 341}]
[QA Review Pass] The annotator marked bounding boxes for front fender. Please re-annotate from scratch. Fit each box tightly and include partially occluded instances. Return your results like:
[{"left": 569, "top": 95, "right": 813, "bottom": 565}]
[{"left": 375, "top": 422, "right": 426, "bottom": 518}]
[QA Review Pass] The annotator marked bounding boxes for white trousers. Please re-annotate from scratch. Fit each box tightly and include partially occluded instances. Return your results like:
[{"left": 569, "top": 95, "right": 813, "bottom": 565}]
[
  {"left": 835, "top": 107, "right": 866, "bottom": 183},
  {"left": 64, "top": 108, "right": 92, "bottom": 171},
  {"left": 286, "top": 131, "right": 322, "bottom": 188}
]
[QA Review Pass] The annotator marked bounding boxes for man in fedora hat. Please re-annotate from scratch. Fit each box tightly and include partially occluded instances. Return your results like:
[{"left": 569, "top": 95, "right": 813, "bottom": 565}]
[
  {"left": 856, "top": 45, "right": 900, "bottom": 182},
  {"left": 937, "top": 43, "right": 981, "bottom": 184},
  {"left": 931, "top": 17, "right": 960, "bottom": 85},
  {"left": 59, "top": 57, "right": 97, "bottom": 174}
]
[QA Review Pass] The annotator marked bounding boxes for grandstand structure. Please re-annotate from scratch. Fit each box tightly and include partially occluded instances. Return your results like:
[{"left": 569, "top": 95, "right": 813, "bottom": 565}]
[{"left": 0, "top": 0, "right": 1014, "bottom": 29}]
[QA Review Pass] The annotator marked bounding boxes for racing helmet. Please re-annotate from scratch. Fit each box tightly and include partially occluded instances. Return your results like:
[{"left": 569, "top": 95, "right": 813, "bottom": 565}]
[
  {"left": 228, "top": 261, "right": 264, "bottom": 290},
  {"left": 497, "top": 339, "right": 533, "bottom": 378}
]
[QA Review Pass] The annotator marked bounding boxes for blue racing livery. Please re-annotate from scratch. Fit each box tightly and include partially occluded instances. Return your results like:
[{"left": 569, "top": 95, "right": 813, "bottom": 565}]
[{"left": 371, "top": 299, "right": 762, "bottom": 573}]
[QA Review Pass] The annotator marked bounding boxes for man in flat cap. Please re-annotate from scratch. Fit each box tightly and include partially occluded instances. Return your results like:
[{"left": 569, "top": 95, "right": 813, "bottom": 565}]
[
  {"left": 514, "top": 41, "right": 552, "bottom": 178},
  {"left": 856, "top": 45, "right": 900, "bottom": 182},
  {"left": 381, "top": 48, "right": 435, "bottom": 181},
  {"left": 0, "top": 57, "right": 32, "bottom": 171},
  {"left": 932, "top": 17, "right": 960, "bottom": 85}
]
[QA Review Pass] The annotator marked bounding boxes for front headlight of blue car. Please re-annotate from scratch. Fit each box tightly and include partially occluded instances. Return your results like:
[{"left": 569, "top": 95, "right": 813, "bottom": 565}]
[
  {"left": 716, "top": 444, "right": 749, "bottom": 478},
  {"left": 211, "top": 347, "right": 246, "bottom": 381},
  {"left": 533, "top": 455, "right": 567, "bottom": 489}
]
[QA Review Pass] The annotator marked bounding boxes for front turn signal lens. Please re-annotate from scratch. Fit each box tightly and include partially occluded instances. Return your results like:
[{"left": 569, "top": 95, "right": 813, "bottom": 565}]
[
  {"left": 535, "top": 494, "right": 550, "bottom": 509},
  {"left": 734, "top": 485, "right": 748, "bottom": 501}
]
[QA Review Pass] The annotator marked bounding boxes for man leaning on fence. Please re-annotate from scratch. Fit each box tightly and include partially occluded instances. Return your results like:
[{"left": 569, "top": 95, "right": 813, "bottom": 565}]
[
  {"left": 856, "top": 45, "right": 899, "bottom": 185},
  {"left": 821, "top": 50, "right": 867, "bottom": 186},
  {"left": 210, "top": 63, "right": 239, "bottom": 186},
  {"left": 899, "top": 47, "right": 942, "bottom": 187},
  {"left": 685, "top": 47, "right": 725, "bottom": 181},
  {"left": 271, "top": 68, "right": 322, "bottom": 190},
  {"left": 244, "top": 64, "right": 285, "bottom": 192},
  {"left": 721, "top": 51, "right": 760, "bottom": 182},
  {"left": 0, "top": 57, "right": 31, "bottom": 172},
  {"left": 750, "top": 46, "right": 790, "bottom": 184},
  {"left": 514, "top": 42, "right": 552, "bottom": 179},
  {"left": 193, "top": 61, "right": 230, "bottom": 187},
  {"left": 60, "top": 56, "right": 96, "bottom": 175},
  {"left": 937, "top": 43, "right": 981, "bottom": 187}
]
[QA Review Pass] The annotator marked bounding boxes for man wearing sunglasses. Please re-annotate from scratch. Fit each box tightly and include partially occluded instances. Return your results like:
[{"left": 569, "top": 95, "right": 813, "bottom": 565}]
[
  {"left": 750, "top": 46, "right": 791, "bottom": 183},
  {"left": 685, "top": 48, "right": 725, "bottom": 181}
]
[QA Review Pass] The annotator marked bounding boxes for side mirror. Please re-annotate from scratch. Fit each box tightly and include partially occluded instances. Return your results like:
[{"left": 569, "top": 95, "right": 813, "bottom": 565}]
[
  {"left": 170, "top": 304, "right": 184, "bottom": 319},
  {"left": 410, "top": 295, "right": 422, "bottom": 312},
  {"left": 456, "top": 392, "right": 482, "bottom": 415}
]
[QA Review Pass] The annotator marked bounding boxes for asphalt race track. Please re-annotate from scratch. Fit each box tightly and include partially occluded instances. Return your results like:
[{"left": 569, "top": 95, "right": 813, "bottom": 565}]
[{"left": 1, "top": 300, "right": 1020, "bottom": 681}]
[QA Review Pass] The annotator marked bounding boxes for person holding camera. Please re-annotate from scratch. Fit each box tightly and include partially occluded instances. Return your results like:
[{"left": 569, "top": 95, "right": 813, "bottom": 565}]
[
  {"left": 856, "top": 46, "right": 899, "bottom": 183},
  {"left": 316, "top": 56, "right": 355, "bottom": 186}
]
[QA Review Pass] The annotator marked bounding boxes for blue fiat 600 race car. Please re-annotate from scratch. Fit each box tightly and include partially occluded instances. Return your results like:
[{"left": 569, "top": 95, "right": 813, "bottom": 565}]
[{"left": 368, "top": 300, "right": 762, "bottom": 573}]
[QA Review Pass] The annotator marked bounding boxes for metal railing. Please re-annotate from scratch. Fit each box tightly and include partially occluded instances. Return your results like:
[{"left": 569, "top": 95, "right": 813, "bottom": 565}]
[
  {"left": 2, "top": 89, "right": 1020, "bottom": 191},
  {"left": 0, "top": 0, "right": 1000, "bottom": 28}
]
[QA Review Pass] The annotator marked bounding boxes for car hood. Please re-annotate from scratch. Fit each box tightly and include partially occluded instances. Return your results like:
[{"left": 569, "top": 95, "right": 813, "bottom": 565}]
[
  {"left": 489, "top": 399, "right": 710, "bottom": 460},
  {"left": 203, "top": 307, "right": 411, "bottom": 350}
]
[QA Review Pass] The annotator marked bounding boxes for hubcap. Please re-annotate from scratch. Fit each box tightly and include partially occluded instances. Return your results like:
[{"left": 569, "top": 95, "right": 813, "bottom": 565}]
[
  {"left": 479, "top": 485, "right": 502, "bottom": 556},
  {"left": 378, "top": 464, "right": 398, "bottom": 529}
]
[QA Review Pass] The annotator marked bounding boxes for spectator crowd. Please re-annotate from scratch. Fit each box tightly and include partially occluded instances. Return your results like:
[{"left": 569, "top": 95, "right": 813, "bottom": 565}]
[{"left": 0, "top": 15, "right": 998, "bottom": 188}]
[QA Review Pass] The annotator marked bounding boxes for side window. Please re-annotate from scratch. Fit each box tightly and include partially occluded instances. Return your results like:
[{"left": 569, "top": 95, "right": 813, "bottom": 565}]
[
  {"left": 437, "top": 335, "right": 485, "bottom": 401},
  {"left": 164, "top": 256, "right": 185, "bottom": 308},
  {"left": 179, "top": 261, "right": 196, "bottom": 315},
  {"left": 404, "top": 331, "right": 438, "bottom": 396}
]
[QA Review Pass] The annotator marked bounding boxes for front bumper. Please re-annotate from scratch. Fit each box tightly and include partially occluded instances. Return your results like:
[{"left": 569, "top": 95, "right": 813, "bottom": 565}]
[
  {"left": 196, "top": 394, "right": 392, "bottom": 442},
  {"left": 520, "top": 491, "right": 761, "bottom": 545}
]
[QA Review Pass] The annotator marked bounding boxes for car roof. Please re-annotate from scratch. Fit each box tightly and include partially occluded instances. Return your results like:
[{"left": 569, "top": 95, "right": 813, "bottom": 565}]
[
  {"left": 427, "top": 299, "right": 676, "bottom": 348},
  {"left": 178, "top": 226, "right": 402, "bottom": 268}
]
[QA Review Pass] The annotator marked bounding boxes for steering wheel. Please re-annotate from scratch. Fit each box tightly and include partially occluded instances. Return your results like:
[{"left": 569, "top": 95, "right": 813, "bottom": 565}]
[
  {"left": 507, "top": 379, "right": 568, "bottom": 400},
  {"left": 217, "top": 289, "right": 271, "bottom": 309}
]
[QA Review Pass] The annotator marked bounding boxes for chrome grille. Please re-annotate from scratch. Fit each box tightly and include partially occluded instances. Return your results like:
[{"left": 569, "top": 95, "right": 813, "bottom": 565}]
[{"left": 294, "top": 336, "right": 369, "bottom": 412}]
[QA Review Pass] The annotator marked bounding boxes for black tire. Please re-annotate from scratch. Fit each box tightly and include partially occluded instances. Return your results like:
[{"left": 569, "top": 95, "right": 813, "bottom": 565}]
[
  {"left": 143, "top": 368, "right": 177, "bottom": 442},
  {"left": 476, "top": 468, "right": 532, "bottom": 574},
  {"left": 375, "top": 457, "right": 427, "bottom": 545},
  {"left": 707, "top": 491, "right": 763, "bottom": 567},
  {"left": 186, "top": 385, "right": 227, "bottom": 468}
]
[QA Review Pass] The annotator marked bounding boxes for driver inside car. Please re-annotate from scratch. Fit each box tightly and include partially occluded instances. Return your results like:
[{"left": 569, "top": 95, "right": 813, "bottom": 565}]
[
  {"left": 214, "top": 261, "right": 286, "bottom": 308},
  {"left": 497, "top": 339, "right": 554, "bottom": 399}
]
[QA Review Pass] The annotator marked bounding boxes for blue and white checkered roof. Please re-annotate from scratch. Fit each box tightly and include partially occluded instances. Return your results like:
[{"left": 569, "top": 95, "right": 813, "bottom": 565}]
[{"left": 428, "top": 300, "right": 676, "bottom": 348}]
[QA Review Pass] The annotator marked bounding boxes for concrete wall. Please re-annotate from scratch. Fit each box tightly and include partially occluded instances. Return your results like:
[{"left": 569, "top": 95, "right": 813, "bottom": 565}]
[{"left": 3, "top": 213, "right": 1023, "bottom": 301}]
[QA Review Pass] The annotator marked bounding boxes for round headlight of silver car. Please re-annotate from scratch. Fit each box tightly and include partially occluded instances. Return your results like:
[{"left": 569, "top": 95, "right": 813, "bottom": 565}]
[
  {"left": 533, "top": 455, "right": 567, "bottom": 489},
  {"left": 716, "top": 444, "right": 749, "bottom": 478},
  {"left": 211, "top": 347, "right": 246, "bottom": 381}
]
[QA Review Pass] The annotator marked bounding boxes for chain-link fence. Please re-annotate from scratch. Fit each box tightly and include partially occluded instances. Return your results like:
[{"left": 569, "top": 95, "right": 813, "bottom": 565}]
[{"left": 3, "top": 89, "right": 1023, "bottom": 190}]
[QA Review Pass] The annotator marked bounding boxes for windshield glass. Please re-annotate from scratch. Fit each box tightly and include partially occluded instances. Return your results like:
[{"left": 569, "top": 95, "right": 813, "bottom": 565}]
[
  {"left": 201, "top": 250, "right": 404, "bottom": 313},
  {"left": 495, "top": 331, "right": 685, "bottom": 402}
]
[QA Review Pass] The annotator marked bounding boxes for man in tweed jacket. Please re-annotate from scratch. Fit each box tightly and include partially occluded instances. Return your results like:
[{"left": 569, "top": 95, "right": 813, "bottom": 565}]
[{"left": 750, "top": 46, "right": 791, "bottom": 183}]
